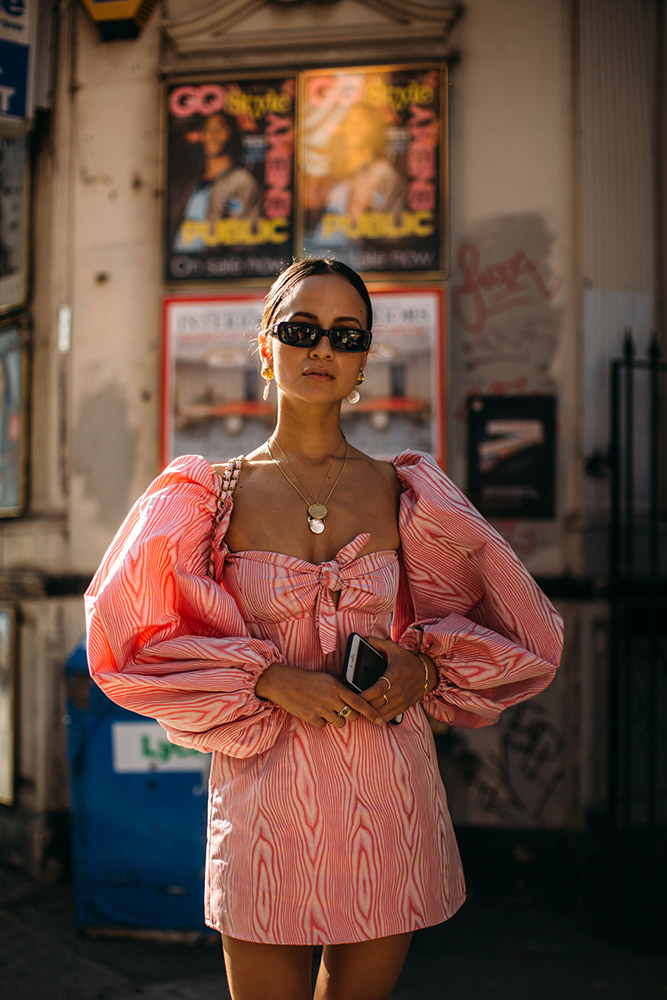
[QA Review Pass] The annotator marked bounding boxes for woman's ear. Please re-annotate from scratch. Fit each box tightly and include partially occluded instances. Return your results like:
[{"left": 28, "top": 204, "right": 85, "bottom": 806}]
[{"left": 257, "top": 332, "right": 272, "bottom": 360}]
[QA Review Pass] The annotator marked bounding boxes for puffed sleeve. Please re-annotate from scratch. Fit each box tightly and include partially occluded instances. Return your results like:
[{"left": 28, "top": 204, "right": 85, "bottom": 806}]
[
  {"left": 84, "top": 455, "right": 288, "bottom": 757},
  {"left": 391, "top": 451, "right": 563, "bottom": 729}
]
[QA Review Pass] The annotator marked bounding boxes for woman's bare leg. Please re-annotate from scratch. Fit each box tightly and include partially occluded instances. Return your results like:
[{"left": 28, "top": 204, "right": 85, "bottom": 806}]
[
  {"left": 313, "top": 932, "right": 413, "bottom": 1000},
  {"left": 221, "top": 935, "right": 314, "bottom": 1000}
]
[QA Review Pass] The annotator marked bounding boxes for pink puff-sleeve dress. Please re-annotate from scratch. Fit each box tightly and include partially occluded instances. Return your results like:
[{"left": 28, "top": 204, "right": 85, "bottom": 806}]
[{"left": 84, "top": 450, "right": 563, "bottom": 946}]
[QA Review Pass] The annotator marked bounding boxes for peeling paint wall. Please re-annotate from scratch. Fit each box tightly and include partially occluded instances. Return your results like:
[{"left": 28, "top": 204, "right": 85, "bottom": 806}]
[
  {"left": 68, "top": 11, "right": 163, "bottom": 567},
  {"left": 71, "top": 384, "right": 139, "bottom": 532}
]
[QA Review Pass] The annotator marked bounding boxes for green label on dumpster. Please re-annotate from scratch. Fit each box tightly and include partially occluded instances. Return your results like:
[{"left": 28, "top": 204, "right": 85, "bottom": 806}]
[{"left": 111, "top": 721, "right": 210, "bottom": 773}]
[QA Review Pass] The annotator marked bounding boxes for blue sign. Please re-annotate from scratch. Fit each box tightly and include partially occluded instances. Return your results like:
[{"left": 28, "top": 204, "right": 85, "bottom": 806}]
[{"left": 0, "top": 38, "right": 28, "bottom": 119}]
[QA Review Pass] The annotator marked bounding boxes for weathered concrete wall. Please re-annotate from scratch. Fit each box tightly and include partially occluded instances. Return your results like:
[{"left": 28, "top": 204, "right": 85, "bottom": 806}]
[
  {"left": 439, "top": 2, "right": 585, "bottom": 831},
  {"left": 448, "top": 0, "right": 578, "bottom": 579},
  {"left": 68, "top": 13, "right": 163, "bottom": 568}
]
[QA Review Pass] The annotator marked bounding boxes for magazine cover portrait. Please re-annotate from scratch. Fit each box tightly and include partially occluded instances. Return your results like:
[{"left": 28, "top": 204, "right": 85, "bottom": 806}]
[
  {"left": 165, "top": 77, "right": 296, "bottom": 283},
  {"left": 301, "top": 65, "right": 445, "bottom": 276}
]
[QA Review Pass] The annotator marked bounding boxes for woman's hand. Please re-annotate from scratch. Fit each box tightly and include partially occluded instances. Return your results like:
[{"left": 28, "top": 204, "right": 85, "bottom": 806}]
[
  {"left": 358, "top": 638, "right": 437, "bottom": 723},
  {"left": 255, "top": 663, "right": 386, "bottom": 729}
]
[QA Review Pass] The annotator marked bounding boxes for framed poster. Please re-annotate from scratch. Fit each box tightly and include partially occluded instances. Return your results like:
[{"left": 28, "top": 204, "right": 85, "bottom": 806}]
[
  {"left": 0, "top": 1, "right": 38, "bottom": 130},
  {"left": 467, "top": 395, "right": 556, "bottom": 519},
  {"left": 164, "top": 76, "right": 296, "bottom": 283},
  {"left": 162, "top": 288, "right": 446, "bottom": 467},
  {"left": 162, "top": 294, "right": 268, "bottom": 464},
  {"left": 347, "top": 287, "right": 446, "bottom": 464},
  {"left": 0, "top": 321, "right": 28, "bottom": 516},
  {"left": 0, "top": 604, "right": 16, "bottom": 805},
  {"left": 0, "top": 136, "right": 28, "bottom": 313},
  {"left": 300, "top": 64, "right": 446, "bottom": 277}
]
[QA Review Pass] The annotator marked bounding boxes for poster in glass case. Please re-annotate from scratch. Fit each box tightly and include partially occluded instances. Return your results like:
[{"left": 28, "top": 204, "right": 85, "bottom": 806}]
[
  {"left": 0, "top": 604, "right": 15, "bottom": 805},
  {"left": 0, "top": 136, "right": 28, "bottom": 314},
  {"left": 162, "top": 287, "right": 446, "bottom": 466},
  {"left": 300, "top": 65, "right": 446, "bottom": 277},
  {"left": 164, "top": 76, "right": 296, "bottom": 283},
  {"left": 468, "top": 395, "right": 556, "bottom": 518},
  {"left": 0, "top": 321, "right": 28, "bottom": 516}
]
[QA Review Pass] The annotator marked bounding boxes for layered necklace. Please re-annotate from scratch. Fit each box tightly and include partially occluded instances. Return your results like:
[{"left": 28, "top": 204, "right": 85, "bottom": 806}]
[{"left": 267, "top": 436, "right": 349, "bottom": 534}]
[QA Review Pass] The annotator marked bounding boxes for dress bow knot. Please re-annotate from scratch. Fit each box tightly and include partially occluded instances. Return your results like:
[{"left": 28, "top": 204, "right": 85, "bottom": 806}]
[
  {"left": 317, "top": 560, "right": 342, "bottom": 592},
  {"left": 313, "top": 535, "right": 371, "bottom": 655},
  {"left": 315, "top": 558, "right": 344, "bottom": 654}
]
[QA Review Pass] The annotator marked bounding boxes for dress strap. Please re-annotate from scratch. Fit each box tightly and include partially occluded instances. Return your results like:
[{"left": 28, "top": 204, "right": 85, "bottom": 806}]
[
  {"left": 207, "top": 456, "right": 244, "bottom": 578},
  {"left": 218, "top": 455, "right": 245, "bottom": 497}
]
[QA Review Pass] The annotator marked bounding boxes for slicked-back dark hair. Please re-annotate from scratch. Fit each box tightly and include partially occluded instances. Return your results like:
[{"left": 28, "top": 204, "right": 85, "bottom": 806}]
[{"left": 261, "top": 259, "right": 373, "bottom": 333}]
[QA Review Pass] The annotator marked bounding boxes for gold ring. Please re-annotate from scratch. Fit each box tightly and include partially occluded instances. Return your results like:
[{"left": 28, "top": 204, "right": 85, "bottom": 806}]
[
  {"left": 337, "top": 705, "right": 352, "bottom": 718},
  {"left": 379, "top": 675, "right": 391, "bottom": 692},
  {"left": 381, "top": 693, "right": 388, "bottom": 706}
]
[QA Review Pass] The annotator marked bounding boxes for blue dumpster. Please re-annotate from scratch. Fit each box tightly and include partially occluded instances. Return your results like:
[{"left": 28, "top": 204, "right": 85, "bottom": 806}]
[{"left": 65, "top": 637, "right": 212, "bottom": 932}]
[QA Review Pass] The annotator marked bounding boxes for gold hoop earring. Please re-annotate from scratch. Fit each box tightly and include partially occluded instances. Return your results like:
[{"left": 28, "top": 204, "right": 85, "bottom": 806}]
[{"left": 261, "top": 363, "right": 274, "bottom": 401}]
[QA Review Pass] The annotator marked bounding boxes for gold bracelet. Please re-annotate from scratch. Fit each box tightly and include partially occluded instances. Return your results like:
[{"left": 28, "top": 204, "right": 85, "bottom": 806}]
[{"left": 416, "top": 653, "right": 430, "bottom": 701}]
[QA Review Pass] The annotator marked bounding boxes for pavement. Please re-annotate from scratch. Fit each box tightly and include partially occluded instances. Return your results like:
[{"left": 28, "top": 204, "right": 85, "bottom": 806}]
[{"left": 1, "top": 855, "right": 666, "bottom": 1000}]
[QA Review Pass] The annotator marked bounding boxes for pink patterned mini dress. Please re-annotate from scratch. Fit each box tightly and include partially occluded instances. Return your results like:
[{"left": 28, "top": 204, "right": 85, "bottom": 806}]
[{"left": 85, "top": 450, "right": 563, "bottom": 945}]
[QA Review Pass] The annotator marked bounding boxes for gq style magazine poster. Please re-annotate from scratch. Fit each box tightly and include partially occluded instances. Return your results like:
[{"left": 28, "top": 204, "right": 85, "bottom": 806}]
[
  {"left": 301, "top": 65, "right": 445, "bottom": 276},
  {"left": 165, "top": 77, "right": 296, "bottom": 282}
]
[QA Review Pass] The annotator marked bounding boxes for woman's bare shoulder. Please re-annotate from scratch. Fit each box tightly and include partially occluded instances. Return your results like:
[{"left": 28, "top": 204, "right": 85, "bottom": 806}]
[
  {"left": 211, "top": 448, "right": 269, "bottom": 484},
  {"left": 349, "top": 449, "right": 403, "bottom": 499}
]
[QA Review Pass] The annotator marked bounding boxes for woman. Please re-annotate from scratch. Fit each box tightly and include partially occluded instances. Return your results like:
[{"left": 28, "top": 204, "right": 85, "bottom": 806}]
[
  {"left": 85, "top": 259, "right": 563, "bottom": 1000},
  {"left": 171, "top": 111, "right": 261, "bottom": 253},
  {"left": 307, "top": 105, "right": 405, "bottom": 254},
  {"left": 324, "top": 104, "right": 405, "bottom": 222}
]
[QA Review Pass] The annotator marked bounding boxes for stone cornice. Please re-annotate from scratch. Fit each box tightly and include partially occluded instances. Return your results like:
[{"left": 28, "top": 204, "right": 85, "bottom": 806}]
[{"left": 161, "top": 0, "right": 462, "bottom": 72}]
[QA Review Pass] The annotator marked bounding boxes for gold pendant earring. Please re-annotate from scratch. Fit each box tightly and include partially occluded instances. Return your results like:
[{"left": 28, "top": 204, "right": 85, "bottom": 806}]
[
  {"left": 347, "top": 370, "right": 364, "bottom": 405},
  {"left": 261, "top": 363, "right": 274, "bottom": 401}
]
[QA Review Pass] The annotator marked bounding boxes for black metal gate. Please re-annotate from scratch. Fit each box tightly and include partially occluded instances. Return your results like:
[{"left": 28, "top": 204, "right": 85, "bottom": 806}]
[{"left": 607, "top": 331, "right": 667, "bottom": 946}]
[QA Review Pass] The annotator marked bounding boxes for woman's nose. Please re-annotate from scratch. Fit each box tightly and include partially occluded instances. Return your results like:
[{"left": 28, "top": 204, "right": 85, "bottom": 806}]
[{"left": 309, "top": 335, "right": 334, "bottom": 358}]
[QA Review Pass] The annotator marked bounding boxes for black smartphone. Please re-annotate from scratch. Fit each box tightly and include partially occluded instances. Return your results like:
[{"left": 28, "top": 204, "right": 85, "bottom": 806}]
[{"left": 343, "top": 633, "right": 403, "bottom": 725}]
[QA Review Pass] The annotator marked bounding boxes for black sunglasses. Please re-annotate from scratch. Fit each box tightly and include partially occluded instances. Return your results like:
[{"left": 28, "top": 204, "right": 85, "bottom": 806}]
[{"left": 270, "top": 322, "right": 372, "bottom": 353}]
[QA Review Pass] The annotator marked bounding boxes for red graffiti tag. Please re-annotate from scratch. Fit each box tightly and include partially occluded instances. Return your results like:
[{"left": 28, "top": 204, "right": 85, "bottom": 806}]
[{"left": 452, "top": 242, "right": 563, "bottom": 335}]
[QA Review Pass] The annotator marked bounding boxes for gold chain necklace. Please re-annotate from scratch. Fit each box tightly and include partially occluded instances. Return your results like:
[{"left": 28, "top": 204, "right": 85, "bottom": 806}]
[
  {"left": 267, "top": 437, "right": 349, "bottom": 534},
  {"left": 271, "top": 436, "right": 344, "bottom": 503}
]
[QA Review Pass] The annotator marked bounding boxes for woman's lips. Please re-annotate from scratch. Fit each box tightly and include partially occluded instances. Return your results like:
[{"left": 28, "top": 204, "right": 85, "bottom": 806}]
[{"left": 303, "top": 369, "right": 334, "bottom": 380}]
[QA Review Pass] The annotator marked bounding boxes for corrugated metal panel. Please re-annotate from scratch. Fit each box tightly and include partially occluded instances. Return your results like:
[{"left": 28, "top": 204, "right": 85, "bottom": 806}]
[
  {"left": 579, "top": 0, "right": 655, "bottom": 293},
  {"left": 579, "top": 0, "right": 658, "bottom": 537}
]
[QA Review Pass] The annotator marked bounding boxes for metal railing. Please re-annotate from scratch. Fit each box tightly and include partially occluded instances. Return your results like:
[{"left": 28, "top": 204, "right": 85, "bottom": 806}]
[{"left": 606, "top": 330, "right": 666, "bottom": 943}]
